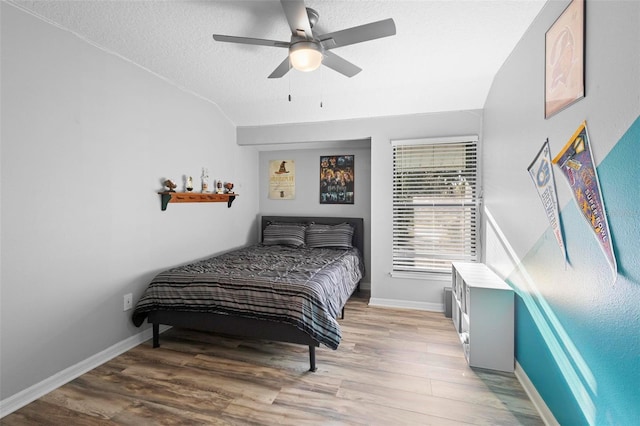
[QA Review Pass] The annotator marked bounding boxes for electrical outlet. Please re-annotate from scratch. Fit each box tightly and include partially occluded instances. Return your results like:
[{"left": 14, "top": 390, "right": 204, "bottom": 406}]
[{"left": 123, "top": 293, "right": 133, "bottom": 311}]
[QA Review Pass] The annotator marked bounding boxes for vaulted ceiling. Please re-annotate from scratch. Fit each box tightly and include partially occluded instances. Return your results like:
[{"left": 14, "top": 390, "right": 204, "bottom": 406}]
[{"left": 10, "top": 0, "right": 546, "bottom": 127}]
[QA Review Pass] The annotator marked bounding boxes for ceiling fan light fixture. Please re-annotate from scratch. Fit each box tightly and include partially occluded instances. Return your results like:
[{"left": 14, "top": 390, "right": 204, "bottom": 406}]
[{"left": 289, "top": 41, "right": 323, "bottom": 72}]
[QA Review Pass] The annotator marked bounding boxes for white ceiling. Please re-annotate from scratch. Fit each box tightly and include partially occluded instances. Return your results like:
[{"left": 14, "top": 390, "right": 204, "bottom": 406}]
[{"left": 10, "top": 0, "right": 546, "bottom": 127}]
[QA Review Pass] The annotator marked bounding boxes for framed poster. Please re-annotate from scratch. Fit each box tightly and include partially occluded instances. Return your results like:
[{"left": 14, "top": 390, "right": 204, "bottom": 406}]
[
  {"left": 545, "top": 0, "right": 585, "bottom": 118},
  {"left": 320, "top": 155, "right": 354, "bottom": 204},
  {"left": 268, "top": 160, "right": 295, "bottom": 199}
]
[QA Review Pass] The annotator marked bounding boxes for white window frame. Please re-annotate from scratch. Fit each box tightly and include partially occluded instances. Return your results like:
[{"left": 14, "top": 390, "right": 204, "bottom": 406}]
[{"left": 391, "top": 135, "right": 481, "bottom": 277}]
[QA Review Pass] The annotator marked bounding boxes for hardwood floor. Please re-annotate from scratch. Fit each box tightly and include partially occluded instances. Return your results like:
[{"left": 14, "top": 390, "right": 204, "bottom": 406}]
[{"left": 3, "top": 293, "right": 543, "bottom": 425}]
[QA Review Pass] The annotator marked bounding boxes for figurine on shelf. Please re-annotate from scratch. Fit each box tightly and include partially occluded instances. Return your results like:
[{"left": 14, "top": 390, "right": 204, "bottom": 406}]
[
  {"left": 186, "top": 176, "right": 194, "bottom": 192},
  {"left": 224, "top": 182, "right": 234, "bottom": 193},
  {"left": 201, "top": 168, "right": 209, "bottom": 193},
  {"left": 216, "top": 179, "right": 224, "bottom": 194},
  {"left": 163, "top": 179, "right": 177, "bottom": 192}
]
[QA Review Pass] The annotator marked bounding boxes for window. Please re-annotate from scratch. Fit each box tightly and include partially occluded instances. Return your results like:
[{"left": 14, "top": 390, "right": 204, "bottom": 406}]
[{"left": 392, "top": 136, "right": 480, "bottom": 275}]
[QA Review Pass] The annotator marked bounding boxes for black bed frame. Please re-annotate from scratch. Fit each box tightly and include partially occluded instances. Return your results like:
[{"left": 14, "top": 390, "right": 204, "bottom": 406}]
[{"left": 148, "top": 215, "right": 365, "bottom": 371}]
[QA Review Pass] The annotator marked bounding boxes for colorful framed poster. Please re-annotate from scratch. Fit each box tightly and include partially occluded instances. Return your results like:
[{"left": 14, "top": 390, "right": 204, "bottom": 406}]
[
  {"left": 545, "top": 0, "right": 585, "bottom": 118},
  {"left": 268, "top": 160, "right": 295, "bottom": 199},
  {"left": 552, "top": 121, "right": 617, "bottom": 281},
  {"left": 320, "top": 155, "right": 354, "bottom": 204}
]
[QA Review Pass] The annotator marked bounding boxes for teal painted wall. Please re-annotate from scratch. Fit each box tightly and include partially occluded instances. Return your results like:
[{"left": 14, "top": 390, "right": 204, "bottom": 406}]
[
  {"left": 483, "top": 1, "right": 639, "bottom": 423},
  {"left": 509, "top": 117, "right": 640, "bottom": 425}
]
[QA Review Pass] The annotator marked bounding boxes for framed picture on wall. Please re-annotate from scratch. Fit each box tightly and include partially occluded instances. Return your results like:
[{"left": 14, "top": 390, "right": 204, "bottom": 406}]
[
  {"left": 268, "top": 160, "right": 295, "bottom": 199},
  {"left": 544, "top": 0, "right": 585, "bottom": 118},
  {"left": 320, "top": 155, "right": 354, "bottom": 204}
]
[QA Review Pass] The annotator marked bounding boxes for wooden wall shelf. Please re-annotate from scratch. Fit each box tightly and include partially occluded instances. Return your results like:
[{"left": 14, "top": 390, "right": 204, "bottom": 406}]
[{"left": 158, "top": 192, "right": 238, "bottom": 210}]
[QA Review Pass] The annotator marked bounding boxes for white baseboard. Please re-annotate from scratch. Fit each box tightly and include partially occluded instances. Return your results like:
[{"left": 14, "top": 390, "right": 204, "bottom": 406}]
[
  {"left": 369, "top": 297, "right": 443, "bottom": 312},
  {"left": 0, "top": 325, "right": 170, "bottom": 418},
  {"left": 514, "top": 361, "right": 559, "bottom": 426}
]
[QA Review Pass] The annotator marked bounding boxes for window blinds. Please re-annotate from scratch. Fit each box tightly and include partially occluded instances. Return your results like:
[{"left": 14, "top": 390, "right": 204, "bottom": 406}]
[{"left": 392, "top": 136, "right": 480, "bottom": 274}]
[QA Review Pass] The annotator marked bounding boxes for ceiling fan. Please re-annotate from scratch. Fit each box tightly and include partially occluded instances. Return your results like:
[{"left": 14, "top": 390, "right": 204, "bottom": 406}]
[{"left": 212, "top": 0, "right": 396, "bottom": 78}]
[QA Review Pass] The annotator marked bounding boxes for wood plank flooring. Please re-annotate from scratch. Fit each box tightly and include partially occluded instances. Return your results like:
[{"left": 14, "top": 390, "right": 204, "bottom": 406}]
[{"left": 3, "top": 292, "right": 543, "bottom": 425}]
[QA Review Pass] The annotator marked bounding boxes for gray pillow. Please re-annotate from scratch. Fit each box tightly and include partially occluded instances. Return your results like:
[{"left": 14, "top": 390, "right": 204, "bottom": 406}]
[
  {"left": 262, "top": 223, "right": 306, "bottom": 247},
  {"left": 306, "top": 223, "right": 354, "bottom": 249}
]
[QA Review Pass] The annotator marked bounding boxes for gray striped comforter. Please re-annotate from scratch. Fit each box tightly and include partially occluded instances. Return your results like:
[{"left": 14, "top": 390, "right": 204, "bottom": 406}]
[{"left": 132, "top": 244, "right": 363, "bottom": 349}]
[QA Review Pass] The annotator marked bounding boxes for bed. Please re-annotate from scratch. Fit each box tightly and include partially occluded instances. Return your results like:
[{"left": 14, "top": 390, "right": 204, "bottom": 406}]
[{"left": 132, "top": 216, "right": 364, "bottom": 371}]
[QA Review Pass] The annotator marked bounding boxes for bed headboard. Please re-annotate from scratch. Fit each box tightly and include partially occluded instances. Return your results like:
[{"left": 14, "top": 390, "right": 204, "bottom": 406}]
[{"left": 261, "top": 216, "right": 365, "bottom": 259}]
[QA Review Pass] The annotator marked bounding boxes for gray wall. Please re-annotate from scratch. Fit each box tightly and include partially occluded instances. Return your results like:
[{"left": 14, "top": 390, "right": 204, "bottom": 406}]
[
  {"left": 259, "top": 144, "right": 372, "bottom": 283},
  {"left": 1, "top": 4, "right": 259, "bottom": 400},
  {"left": 483, "top": 1, "right": 639, "bottom": 269},
  {"left": 239, "top": 110, "right": 482, "bottom": 311}
]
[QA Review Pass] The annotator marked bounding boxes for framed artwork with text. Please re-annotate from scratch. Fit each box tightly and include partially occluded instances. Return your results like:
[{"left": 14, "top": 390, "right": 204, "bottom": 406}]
[{"left": 268, "top": 160, "right": 295, "bottom": 199}]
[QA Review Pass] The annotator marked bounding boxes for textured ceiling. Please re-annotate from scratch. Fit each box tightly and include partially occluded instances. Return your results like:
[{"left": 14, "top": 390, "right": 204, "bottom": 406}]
[{"left": 9, "top": 0, "right": 546, "bottom": 127}]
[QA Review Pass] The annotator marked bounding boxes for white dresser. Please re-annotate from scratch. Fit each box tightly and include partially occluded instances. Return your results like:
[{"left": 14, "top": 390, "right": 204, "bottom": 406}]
[{"left": 451, "top": 262, "right": 514, "bottom": 372}]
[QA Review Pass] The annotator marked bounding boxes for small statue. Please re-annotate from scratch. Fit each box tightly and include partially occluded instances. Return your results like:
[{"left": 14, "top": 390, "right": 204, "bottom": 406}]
[
  {"left": 224, "top": 182, "right": 234, "bottom": 193},
  {"left": 186, "top": 176, "right": 194, "bottom": 192},
  {"left": 216, "top": 179, "right": 224, "bottom": 194},
  {"left": 163, "top": 179, "right": 177, "bottom": 192},
  {"left": 201, "top": 168, "right": 209, "bottom": 193}
]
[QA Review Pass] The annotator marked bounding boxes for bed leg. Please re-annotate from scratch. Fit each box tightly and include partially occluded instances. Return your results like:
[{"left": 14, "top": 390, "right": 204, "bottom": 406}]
[
  {"left": 152, "top": 323, "right": 160, "bottom": 348},
  {"left": 341, "top": 307, "right": 345, "bottom": 320},
  {"left": 308, "top": 345, "right": 317, "bottom": 372}
]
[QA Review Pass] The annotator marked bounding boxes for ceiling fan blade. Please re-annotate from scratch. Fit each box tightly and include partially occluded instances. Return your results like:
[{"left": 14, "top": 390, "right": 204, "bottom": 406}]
[
  {"left": 280, "top": 0, "right": 313, "bottom": 39},
  {"left": 268, "top": 57, "right": 292, "bottom": 79},
  {"left": 213, "top": 34, "right": 289, "bottom": 48},
  {"left": 318, "top": 18, "right": 396, "bottom": 50},
  {"left": 322, "top": 51, "right": 362, "bottom": 78}
]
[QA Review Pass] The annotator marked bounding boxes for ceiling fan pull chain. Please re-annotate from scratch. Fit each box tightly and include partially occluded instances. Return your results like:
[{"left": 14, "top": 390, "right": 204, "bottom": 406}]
[
  {"left": 288, "top": 71, "right": 292, "bottom": 102},
  {"left": 320, "top": 66, "right": 324, "bottom": 108}
]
